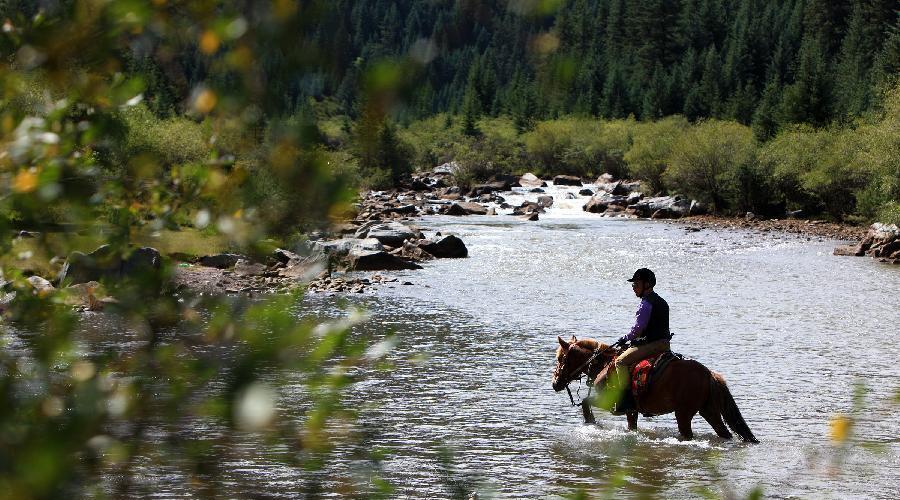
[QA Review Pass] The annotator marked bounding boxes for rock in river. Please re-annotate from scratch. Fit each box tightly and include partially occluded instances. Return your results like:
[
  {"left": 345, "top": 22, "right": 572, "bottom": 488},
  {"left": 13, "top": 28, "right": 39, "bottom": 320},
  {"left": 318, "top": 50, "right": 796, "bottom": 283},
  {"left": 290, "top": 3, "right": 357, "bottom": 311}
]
[
  {"left": 519, "top": 172, "right": 546, "bottom": 188},
  {"left": 837, "top": 223, "right": 900, "bottom": 263},
  {"left": 358, "top": 221, "right": 418, "bottom": 247},
  {"left": 418, "top": 234, "right": 468, "bottom": 258},
  {"left": 315, "top": 238, "right": 384, "bottom": 256},
  {"left": 445, "top": 202, "right": 488, "bottom": 216},
  {"left": 348, "top": 250, "right": 423, "bottom": 271},
  {"left": 552, "top": 175, "right": 583, "bottom": 186}
]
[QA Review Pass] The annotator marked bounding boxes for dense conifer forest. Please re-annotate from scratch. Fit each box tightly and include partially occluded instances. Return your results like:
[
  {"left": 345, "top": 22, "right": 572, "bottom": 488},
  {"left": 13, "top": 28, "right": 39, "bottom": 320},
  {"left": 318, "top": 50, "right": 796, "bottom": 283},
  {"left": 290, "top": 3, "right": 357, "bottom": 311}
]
[
  {"left": 112, "top": 1, "right": 898, "bottom": 134},
  {"left": 4, "top": 1, "right": 898, "bottom": 221}
]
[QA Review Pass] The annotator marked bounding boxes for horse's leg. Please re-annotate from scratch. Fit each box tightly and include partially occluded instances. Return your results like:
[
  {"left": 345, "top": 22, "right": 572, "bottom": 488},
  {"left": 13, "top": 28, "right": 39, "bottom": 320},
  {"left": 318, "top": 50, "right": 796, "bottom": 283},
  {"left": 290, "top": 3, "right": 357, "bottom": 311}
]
[
  {"left": 699, "top": 408, "right": 732, "bottom": 439},
  {"left": 581, "top": 399, "right": 596, "bottom": 424},
  {"left": 626, "top": 412, "right": 638, "bottom": 431},
  {"left": 675, "top": 409, "right": 695, "bottom": 440}
]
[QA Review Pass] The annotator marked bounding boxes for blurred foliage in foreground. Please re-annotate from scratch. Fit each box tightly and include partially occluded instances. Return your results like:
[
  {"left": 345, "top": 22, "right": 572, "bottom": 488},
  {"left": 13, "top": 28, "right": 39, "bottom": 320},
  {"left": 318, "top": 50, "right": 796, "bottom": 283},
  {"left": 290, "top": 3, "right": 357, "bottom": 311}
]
[
  {"left": 0, "top": 1, "right": 897, "bottom": 499},
  {"left": 0, "top": 2, "right": 388, "bottom": 497}
]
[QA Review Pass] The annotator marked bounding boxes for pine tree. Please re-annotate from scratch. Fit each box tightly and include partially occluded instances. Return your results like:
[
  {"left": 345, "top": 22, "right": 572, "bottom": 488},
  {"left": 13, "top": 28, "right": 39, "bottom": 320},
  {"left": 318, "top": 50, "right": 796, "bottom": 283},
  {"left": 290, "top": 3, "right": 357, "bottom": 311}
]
[
  {"left": 752, "top": 77, "right": 782, "bottom": 140},
  {"left": 697, "top": 46, "right": 722, "bottom": 117},
  {"left": 461, "top": 81, "right": 480, "bottom": 136},
  {"left": 873, "top": 11, "right": 900, "bottom": 86},
  {"left": 834, "top": 1, "right": 896, "bottom": 118},
  {"left": 600, "top": 63, "right": 629, "bottom": 118},
  {"left": 781, "top": 35, "right": 833, "bottom": 126}
]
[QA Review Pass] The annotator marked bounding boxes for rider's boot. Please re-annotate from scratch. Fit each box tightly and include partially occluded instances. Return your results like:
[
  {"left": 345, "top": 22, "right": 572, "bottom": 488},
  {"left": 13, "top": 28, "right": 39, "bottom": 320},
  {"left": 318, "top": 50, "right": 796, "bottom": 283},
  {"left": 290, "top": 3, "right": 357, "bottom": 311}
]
[
  {"left": 610, "top": 364, "right": 635, "bottom": 415},
  {"left": 612, "top": 390, "right": 635, "bottom": 415}
]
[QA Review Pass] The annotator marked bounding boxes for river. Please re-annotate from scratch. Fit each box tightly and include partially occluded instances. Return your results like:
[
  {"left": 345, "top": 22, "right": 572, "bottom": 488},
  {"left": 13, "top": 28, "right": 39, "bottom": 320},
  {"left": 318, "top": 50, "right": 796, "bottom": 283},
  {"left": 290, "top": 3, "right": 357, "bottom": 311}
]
[
  {"left": 289, "top": 184, "right": 900, "bottom": 498},
  {"left": 12, "top": 184, "right": 900, "bottom": 498}
]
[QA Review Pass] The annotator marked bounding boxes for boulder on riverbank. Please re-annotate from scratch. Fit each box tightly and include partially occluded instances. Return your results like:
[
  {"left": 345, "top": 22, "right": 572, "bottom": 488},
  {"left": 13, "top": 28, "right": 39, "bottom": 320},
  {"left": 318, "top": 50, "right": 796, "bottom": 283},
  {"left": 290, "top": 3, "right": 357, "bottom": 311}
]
[
  {"left": 59, "top": 245, "right": 162, "bottom": 285},
  {"left": 199, "top": 253, "right": 245, "bottom": 269},
  {"left": 315, "top": 238, "right": 384, "bottom": 256},
  {"left": 628, "top": 196, "right": 694, "bottom": 219},
  {"left": 835, "top": 223, "right": 900, "bottom": 264},
  {"left": 444, "top": 202, "right": 488, "bottom": 216},
  {"left": 356, "top": 221, "right": 418, "bottom": 247},
  {"left": 519, "top": 173, "right": 546, "bottom": 188},
  {"left": 348, "top": 249, "right": 423, "bottom": 271},
  {"left": 552, "top": 175, "right": 582, "bottom": 186}
]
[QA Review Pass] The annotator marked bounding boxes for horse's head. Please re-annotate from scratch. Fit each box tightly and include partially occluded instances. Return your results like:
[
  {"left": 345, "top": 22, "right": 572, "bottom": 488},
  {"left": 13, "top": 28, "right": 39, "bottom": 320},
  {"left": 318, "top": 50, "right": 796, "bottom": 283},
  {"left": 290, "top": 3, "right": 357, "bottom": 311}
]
[{"left": 552, "top": 335, "right": 598, "bottom": 392}]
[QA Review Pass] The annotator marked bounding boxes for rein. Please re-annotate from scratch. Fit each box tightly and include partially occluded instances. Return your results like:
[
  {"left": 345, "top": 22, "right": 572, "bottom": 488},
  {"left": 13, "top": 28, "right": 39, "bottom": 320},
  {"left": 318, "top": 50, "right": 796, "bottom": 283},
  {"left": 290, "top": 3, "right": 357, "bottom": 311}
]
[{"left": 558, "top": 344, "right": 616, "bottom": 407}]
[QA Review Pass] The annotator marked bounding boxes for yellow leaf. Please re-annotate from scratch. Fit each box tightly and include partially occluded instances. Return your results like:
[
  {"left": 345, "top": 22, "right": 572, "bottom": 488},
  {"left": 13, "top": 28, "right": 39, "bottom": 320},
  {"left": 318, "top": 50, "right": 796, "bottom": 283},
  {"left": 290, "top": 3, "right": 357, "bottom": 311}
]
[
  {"left": 200, "top": 30, "right": 220, "bottom": 55},
  {"left": 273, "top": 0, "right": 297, "bottom": 20},
  {"left": 829, "top": 414, "right": 852, "bottom": 443},
  {"left": 193, "top": 89, "right": 217, "bottom": 114},
  {"left": 12, "top": 170, "right": 38, "bottom": 193}
]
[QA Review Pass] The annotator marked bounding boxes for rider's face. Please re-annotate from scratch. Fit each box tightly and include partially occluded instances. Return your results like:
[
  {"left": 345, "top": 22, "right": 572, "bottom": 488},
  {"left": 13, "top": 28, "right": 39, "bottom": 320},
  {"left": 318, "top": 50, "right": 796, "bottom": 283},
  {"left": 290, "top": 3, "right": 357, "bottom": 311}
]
[{"left": 632, "top": 280, "right": 646, "bottom": 297}]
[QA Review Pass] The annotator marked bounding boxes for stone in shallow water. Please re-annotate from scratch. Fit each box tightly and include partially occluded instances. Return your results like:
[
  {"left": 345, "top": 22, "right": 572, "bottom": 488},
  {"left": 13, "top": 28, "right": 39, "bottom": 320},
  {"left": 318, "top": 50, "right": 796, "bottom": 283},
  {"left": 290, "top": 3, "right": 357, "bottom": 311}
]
[
  {"left": 347, "top": 250, "right": 423, "bottom": 271},
  {"left": 417, "top": 235, "right": 468, "bottom": 258},
  {"left": 552, "top": 175, "right": 582, "bottom": 186}
]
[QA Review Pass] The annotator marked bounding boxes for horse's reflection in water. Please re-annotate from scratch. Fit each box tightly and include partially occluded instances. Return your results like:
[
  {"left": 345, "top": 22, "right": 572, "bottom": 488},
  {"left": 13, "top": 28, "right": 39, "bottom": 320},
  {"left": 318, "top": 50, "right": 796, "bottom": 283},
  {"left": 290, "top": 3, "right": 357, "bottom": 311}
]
[{"left": 552, "top": 336, "right": 759, "bottom": 443}]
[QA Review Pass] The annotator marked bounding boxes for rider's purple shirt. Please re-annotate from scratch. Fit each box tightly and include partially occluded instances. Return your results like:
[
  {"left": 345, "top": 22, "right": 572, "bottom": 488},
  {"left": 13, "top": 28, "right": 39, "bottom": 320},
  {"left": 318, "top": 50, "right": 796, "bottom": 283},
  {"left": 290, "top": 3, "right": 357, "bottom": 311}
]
[{"left": 625, "top": 297, "right": 653, "bottom": 341}]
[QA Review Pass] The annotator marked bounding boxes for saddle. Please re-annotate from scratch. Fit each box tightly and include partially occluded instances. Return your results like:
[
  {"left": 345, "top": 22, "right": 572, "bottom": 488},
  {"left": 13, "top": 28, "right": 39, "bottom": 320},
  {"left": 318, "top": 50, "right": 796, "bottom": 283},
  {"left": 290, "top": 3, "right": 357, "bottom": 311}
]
[{"left": 630, "top": 351, "right": 682, "bottom": 397}]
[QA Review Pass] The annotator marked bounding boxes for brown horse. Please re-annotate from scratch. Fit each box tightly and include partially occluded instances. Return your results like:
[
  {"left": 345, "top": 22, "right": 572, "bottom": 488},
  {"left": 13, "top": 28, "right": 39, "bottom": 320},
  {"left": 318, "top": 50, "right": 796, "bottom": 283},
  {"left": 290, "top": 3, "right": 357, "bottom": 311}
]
[{"left": 552, "top": 336, "right": 758, "bottom": 443}]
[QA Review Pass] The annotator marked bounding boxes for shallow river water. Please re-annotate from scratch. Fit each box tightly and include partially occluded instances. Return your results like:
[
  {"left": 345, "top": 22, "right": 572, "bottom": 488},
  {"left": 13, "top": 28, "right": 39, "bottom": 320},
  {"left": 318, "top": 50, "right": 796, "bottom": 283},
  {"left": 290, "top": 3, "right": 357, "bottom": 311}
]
[
  {"left": 288, "top": 185, "right": 900, "bottom": 499},
  {"left": 12, "top": 185, "right": 899, "bottom": 499}
]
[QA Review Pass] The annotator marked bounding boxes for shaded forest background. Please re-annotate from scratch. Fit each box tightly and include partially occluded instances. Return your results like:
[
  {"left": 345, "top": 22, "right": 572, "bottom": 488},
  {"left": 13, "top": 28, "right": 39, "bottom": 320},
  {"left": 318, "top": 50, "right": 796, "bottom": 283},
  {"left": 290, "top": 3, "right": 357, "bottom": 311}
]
[
  {"left": 4, "top": 0, "right": 898, "bottom": 224},
  {"left": 0, "top": 2, "right": 898, "bottom": 497},
  {"left": 123, "top": 0, "right": 898, "bottom": 134}
]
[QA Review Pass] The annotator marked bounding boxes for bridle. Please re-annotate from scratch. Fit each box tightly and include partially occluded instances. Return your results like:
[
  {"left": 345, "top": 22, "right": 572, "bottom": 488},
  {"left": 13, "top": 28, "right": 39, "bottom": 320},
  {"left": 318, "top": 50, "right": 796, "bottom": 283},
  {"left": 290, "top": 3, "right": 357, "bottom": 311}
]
[{"left": 555, "top": 342, "right": 616, "bottom": 407}]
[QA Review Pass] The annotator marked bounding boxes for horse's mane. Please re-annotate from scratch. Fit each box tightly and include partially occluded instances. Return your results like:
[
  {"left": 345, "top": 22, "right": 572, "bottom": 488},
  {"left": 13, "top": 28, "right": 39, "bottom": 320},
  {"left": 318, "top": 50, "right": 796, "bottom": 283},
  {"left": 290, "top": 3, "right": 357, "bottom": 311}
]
[
  {"left": 555, "top": 337, "right": 611, "bottom": 358},
  {"left": 575, "top": 338, "right": 602, "bottom": 351}
]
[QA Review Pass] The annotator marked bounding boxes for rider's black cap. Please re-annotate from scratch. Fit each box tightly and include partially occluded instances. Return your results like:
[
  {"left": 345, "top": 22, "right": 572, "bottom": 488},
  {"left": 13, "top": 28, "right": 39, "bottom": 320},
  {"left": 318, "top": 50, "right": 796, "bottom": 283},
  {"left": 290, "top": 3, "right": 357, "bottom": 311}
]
[{"left": 628, "top": 268, "right": 656, "bottom": 286}]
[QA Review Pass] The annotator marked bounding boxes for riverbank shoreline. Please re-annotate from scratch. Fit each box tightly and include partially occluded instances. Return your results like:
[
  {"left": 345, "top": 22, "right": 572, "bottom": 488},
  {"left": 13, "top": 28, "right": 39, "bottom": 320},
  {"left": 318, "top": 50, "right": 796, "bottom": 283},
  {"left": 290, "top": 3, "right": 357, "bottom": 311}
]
[
  {"left": 6, "top": 170, "right": 888, "bottom": 313},
  {"left": 670, "top": 215, "right": 867, "bottom": 242},
  {"left": 171, "top": 177, "right": 882, "bottom": 298}
]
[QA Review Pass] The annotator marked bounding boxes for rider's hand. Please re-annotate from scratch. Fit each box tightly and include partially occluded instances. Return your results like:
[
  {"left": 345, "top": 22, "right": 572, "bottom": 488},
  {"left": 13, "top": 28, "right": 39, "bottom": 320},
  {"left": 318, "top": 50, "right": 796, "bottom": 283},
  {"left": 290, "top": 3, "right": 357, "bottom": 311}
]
[{"left": 614, "top": 336, "right": 629, "bottom": 348}]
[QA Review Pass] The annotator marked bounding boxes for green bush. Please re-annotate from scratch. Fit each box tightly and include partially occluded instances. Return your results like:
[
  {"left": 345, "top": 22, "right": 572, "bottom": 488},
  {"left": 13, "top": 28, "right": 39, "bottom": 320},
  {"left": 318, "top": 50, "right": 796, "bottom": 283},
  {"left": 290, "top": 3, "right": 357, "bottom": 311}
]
[
  {"left": 522, "top": 119, "right": 574, "bottom": 173},
  {"left": 398, "top": 114, "right": 465, "bottom": 170},
  {"left": 122, "top": 104, "right": 209, "bottom": 165},
  {"left": 594, "top": 119, "right": 638, "bottom": 179},
  {"left": 523, "top": 117, "right": 634, "bottom": 178},
  {"left": 847, "top": 83, "right": 900, "bottom": 223},
  {"left": 876, "top": 202, "right": 900, "bottom": 225},
  {"left": 760, "top": 126, "right": 864, "bottom": 220},
  {"left": 624, "top": 116, "right": 689, "bottom": 194},
  {"left": 665, "top": 120, "right": 758, "bottom": 213},
  {"left": 353, "top": 115, "right": 413, "bottom": 190}
]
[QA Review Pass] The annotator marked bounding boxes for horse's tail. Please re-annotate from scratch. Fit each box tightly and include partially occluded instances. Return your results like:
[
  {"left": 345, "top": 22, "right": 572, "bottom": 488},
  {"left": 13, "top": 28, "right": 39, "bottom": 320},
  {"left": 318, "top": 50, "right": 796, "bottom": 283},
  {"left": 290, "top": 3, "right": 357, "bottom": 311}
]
[{"left": 710, "top": 371, "right": 759, "bottom": 443}]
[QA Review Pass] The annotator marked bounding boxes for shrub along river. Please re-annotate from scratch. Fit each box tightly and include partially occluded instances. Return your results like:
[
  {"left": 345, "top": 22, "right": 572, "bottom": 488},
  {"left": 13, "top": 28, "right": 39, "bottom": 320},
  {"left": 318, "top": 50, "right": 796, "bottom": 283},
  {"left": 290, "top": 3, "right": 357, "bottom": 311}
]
[{"left": 16, "top": 186, "right": 899, "bottom": 498}]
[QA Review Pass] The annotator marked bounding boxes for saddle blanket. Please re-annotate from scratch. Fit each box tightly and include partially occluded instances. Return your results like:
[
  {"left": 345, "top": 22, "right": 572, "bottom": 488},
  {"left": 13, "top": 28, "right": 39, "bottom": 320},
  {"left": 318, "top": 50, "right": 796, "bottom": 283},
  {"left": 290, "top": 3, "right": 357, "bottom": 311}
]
[{"left": 631, "top": 351, "right": 682, "bottom": 396}]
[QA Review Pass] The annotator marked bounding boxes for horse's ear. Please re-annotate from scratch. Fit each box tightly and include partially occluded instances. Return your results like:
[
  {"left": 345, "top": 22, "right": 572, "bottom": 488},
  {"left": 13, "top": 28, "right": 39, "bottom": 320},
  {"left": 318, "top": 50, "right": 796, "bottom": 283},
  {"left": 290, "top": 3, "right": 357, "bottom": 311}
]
[
  {"left": 557, "top": 336, "right": 569, "bottom": 349},
  {"left": 570, "top": 335, "right": 577, "bottom": 343}
]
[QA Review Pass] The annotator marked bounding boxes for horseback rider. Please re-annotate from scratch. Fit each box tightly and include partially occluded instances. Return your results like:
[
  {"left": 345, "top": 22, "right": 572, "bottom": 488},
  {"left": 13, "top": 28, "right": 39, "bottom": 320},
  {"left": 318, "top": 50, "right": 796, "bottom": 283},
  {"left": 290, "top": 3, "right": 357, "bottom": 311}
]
[{"left": 599, "top": 268, "right": 672, "bottom": 412}]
